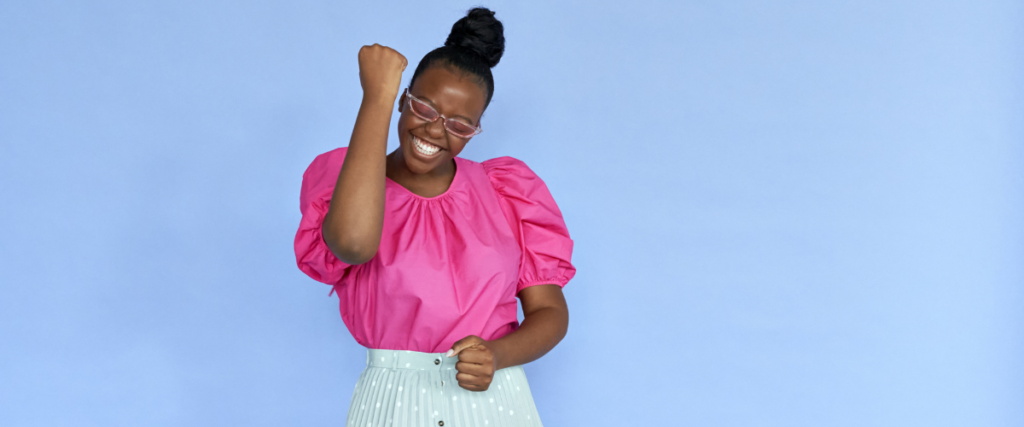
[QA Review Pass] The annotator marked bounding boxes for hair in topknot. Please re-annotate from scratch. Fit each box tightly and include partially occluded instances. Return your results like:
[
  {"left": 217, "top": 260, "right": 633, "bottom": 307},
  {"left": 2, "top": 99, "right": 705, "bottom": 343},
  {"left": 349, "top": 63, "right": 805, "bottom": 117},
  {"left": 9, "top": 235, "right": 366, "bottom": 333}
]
[
  {"left": 444, "top": 7, "right": 504, "bottom": 68},
  {"left": 409, "top": 7, "right": 505, "bottom": 110}
]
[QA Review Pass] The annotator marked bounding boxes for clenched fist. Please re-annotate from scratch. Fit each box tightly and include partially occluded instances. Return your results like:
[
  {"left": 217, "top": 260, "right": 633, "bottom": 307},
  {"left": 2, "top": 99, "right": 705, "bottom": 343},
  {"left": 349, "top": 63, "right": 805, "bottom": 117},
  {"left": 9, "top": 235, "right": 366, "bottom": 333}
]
[
  {"left": 447, "top": 335, "right": 500, "bottom": 392},
  {"left": 357, "top": 43, "right": 408, "bottom": 100}
]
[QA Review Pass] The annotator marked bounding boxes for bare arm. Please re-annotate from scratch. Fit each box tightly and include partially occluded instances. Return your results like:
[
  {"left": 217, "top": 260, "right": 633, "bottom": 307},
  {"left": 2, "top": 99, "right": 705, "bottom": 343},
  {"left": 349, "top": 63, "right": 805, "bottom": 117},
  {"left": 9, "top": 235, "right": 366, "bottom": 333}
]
[
  {"left": 448, "top": 284, "right": 569, "bottom": 391},
  {"left": 321, "top": 44, "right": 407, "bottom": 265},
  {"left": 320, "top": 93, "right": 394, "bottom": 264},
  {"left": 489, "top": 285, "right": 569, "bottom": 370}
]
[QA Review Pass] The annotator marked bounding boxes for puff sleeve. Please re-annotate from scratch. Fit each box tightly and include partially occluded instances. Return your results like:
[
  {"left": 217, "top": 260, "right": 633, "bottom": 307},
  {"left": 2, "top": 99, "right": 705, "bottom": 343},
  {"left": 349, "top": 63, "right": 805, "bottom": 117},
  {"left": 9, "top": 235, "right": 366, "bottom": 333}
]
[
  {"left": 482, "top": 156, "right": 577, "bottom": 293},
  {"left": 293, "top": 147, "right": 353, "bottom": 286}
]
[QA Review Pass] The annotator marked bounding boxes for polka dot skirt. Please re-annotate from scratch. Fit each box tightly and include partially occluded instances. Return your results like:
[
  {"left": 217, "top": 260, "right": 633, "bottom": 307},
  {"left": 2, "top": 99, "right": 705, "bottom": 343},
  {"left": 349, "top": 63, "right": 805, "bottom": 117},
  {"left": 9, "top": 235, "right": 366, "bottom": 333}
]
[{"left": 347, "top": 349, "right": 544, "bottom": 427}]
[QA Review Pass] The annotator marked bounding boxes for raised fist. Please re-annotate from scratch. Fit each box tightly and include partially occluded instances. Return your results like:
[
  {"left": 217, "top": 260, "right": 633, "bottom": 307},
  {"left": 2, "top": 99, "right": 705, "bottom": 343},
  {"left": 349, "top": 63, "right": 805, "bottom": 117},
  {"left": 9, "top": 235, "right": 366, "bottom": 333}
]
[{"left": 357, "top": 43, "right": 408, "bottom": 100}]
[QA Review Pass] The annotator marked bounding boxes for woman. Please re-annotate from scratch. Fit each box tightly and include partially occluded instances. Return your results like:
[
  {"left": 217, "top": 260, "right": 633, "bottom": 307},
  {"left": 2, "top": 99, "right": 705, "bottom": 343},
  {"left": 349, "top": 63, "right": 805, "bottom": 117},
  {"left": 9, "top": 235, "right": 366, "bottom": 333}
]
[{"left": 294, "top": 7, "right": 576, "bottom": 427}]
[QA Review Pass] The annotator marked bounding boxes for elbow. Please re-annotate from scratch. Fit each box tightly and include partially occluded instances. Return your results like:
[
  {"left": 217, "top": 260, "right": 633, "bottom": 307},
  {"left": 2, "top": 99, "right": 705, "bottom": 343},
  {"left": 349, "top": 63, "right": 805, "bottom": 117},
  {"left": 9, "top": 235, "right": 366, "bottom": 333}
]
[
  {"left": 332, "top": 243, "right": 372, "bottom": 266},
  {"left": 321, "top": 222, "right": 376, "bottom": 265},
  {"left": 557, "top": 306, "right": 569, "bottom": 342},
  {"left": 546, "top": 302, "right": 569, "bottom": 345}
]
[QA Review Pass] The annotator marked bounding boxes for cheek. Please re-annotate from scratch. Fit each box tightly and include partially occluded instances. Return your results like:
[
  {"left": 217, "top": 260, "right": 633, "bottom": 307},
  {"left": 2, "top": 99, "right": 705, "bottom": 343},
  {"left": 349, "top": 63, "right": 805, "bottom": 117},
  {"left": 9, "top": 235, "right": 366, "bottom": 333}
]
[
  {"left": 397, "top": 118, "right": 412, "bottom": 138},
  {"left": 398, "top": 116, "right": 423, "bottom": 135},
  {"left": 447, "top": 138, "right": 468, "bottom": 155}
]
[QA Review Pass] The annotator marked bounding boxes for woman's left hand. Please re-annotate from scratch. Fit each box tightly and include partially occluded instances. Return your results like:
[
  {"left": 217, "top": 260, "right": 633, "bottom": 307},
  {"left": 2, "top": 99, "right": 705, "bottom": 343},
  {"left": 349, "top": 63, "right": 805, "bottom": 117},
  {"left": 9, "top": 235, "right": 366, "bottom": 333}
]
[{"left": 448, "top": 335, "right": 501, "bottom": 391}]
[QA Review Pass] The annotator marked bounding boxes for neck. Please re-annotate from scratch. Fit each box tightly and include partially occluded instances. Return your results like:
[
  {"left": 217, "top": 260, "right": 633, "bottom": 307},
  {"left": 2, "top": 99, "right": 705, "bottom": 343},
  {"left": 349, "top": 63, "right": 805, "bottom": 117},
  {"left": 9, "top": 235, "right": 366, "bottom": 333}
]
[{"left": 386, "top": 149, "right": 456, "bottom": 182}]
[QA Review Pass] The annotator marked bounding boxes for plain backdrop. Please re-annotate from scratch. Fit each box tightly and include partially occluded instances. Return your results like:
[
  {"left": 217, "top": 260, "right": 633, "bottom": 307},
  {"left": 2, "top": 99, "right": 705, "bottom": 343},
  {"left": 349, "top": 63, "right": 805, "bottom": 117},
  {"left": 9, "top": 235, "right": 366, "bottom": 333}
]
[{"left": 1, "top": 1, "right": 1022, "bottom": 426}]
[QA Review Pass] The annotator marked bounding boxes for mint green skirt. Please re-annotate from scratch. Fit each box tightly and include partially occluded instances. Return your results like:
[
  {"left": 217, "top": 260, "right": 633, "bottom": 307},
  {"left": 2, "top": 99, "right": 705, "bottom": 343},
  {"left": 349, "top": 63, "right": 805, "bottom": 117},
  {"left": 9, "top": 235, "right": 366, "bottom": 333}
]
[{"left": 346, "top": 348, "right": 544, "bottom": 427}]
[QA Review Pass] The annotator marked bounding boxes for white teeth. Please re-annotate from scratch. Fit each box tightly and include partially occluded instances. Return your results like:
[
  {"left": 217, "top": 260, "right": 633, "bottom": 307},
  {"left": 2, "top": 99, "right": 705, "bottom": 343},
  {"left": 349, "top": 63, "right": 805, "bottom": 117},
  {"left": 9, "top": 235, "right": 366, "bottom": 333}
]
[{"left": 413, "top": 136, "right": 440, "bottom": 155}]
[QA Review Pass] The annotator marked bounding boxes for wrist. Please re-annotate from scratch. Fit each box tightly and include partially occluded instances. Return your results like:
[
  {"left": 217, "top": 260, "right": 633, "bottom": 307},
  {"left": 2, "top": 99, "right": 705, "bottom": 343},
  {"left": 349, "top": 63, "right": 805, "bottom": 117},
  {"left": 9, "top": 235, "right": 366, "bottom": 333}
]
[
  {"left": 362, "top": 90, "right": 398, "bottom": 106},
  {"left": 487, "top": 338, "right": 510, "bottom": 371}
]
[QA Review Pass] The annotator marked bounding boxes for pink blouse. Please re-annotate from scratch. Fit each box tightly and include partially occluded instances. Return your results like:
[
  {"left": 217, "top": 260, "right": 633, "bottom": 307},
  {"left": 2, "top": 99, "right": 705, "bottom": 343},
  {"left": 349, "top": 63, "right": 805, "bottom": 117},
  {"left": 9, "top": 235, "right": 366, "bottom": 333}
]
[{"left": 293, "top": 147, "right": 576, "bottom": 353}]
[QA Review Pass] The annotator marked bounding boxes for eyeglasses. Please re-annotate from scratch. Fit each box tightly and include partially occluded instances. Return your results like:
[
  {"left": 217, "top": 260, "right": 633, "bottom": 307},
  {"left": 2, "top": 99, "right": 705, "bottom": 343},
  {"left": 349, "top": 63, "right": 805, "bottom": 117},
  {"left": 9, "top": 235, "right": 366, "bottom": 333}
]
[{"left": 403, "top": 87, "right": 483, "bottom": 138}]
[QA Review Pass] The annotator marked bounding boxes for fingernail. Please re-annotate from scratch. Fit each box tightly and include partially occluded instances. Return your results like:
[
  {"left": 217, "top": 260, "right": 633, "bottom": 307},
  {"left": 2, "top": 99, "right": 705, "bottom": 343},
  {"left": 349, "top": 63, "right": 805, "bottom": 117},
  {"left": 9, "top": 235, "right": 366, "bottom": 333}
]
[{"left": 446, "top": 349, "right": 454, "bottom": 357}]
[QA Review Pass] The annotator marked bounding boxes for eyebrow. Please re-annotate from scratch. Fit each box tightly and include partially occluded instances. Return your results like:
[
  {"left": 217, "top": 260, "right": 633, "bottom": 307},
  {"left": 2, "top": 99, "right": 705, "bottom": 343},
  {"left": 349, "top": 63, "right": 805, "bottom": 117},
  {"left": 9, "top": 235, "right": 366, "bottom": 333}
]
[{"left": 415, "top": 94, "right": 477, "bottom": 126}]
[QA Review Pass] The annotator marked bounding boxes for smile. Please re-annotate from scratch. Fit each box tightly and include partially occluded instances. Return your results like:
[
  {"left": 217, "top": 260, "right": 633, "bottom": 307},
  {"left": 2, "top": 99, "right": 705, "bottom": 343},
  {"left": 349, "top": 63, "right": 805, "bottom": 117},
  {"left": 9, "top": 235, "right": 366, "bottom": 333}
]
[{"left": 412, "top": 135, "right": 442, "bottom": 156}]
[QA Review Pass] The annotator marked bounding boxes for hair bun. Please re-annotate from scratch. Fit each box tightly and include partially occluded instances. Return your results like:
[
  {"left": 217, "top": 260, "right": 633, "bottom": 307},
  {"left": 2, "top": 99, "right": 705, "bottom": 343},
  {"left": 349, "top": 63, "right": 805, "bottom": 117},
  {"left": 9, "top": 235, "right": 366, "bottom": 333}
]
[{"left": 444, "top": 7, "right": 505, "bottom": 68}]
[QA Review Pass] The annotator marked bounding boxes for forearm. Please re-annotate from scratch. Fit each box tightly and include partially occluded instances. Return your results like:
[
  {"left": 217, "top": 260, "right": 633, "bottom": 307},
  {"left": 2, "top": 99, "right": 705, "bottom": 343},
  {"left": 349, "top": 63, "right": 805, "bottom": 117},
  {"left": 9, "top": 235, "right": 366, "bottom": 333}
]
[
  {"left": 489, "top": 305, "right": 569, "bottom": 371},
  {"left": 322, "top": 93, "right": 396, "bottom": 264}
]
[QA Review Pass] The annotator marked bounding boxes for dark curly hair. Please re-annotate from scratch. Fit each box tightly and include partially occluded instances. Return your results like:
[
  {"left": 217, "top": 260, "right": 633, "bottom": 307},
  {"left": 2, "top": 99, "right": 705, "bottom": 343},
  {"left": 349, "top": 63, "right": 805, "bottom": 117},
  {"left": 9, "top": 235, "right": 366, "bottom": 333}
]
[{"left": 409, "top": 7, "right": 505, "bottom": 110}]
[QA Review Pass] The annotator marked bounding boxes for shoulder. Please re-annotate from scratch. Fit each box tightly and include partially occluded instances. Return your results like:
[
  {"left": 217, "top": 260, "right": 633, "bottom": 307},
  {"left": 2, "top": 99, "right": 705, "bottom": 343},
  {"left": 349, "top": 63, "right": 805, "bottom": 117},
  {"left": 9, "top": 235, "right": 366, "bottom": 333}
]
[
  {"left": 480, "top": 155, "right": 543, "bottom": 192},
  {"left": 478, "top": 155, "right": 563, "bottom": 207},
  {"left": 298, "top": 147, "right": 349, "bottom": 208},
  {"left": 481, "top": 155, "right": 532, "bottom": 174},
  {"left": 301, "top": 146, "right": 348, "bottom": 182},
  {"left": 307, "top": 146, "right": 348, "bottom": 171}
]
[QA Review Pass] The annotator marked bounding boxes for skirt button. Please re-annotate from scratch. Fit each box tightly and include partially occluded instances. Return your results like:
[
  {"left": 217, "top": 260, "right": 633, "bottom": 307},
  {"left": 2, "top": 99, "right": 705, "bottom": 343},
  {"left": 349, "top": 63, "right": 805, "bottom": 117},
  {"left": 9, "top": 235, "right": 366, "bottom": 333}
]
[
  {"left": 438, "top": 422, "right": 444, "bottom": 426},
  {"left": 434, "top": 359, "right": 441, "bottom": 365}
]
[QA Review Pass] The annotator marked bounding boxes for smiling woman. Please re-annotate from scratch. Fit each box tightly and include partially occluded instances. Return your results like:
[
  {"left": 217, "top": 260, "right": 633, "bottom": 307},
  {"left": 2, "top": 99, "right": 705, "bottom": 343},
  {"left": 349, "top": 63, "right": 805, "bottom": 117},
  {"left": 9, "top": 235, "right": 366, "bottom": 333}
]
[
  {"left": 387, "top": 64, "right": 487, "bottom": 189},
  {"left": 293, "top": 6, "right": 577, "bottom": 427}
]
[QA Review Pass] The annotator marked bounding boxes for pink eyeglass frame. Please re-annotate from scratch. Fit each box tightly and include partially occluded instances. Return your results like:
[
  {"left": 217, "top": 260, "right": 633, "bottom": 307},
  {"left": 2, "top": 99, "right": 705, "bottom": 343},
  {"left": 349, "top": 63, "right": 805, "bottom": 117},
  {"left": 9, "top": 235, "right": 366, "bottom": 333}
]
[{"left": 403, "top": 87, "right": 483, "bottom": 138}]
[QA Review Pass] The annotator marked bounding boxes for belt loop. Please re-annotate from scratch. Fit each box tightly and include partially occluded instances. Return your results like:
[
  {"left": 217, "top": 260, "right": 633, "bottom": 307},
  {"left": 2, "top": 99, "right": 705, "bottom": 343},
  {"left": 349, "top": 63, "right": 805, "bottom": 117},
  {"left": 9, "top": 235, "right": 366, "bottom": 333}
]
[{"left": 391, "top": 351, "right": 398, "bottom": 370}]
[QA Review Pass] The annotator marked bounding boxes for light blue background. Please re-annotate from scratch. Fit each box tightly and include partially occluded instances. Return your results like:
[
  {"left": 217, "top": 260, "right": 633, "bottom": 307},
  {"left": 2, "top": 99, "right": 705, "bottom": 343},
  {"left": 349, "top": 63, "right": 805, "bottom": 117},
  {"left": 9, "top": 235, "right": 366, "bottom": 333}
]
[{"left": 1, "top": 1, "right": 1021, "bottom": 426}]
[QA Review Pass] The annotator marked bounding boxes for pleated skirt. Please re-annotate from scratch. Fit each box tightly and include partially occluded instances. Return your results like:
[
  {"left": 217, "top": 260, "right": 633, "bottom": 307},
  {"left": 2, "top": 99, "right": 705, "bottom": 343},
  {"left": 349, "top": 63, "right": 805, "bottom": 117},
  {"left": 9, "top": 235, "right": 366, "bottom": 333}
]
[{"left": 346, "top": 348, "right": 544, "bottom": 427}]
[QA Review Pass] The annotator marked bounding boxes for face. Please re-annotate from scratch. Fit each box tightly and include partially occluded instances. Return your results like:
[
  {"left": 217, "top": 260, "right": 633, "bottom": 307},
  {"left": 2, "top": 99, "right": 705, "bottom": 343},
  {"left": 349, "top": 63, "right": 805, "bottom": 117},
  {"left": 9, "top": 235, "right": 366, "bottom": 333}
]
[{"left": 394, "top": 65, "right": 487, "bottom": 175}]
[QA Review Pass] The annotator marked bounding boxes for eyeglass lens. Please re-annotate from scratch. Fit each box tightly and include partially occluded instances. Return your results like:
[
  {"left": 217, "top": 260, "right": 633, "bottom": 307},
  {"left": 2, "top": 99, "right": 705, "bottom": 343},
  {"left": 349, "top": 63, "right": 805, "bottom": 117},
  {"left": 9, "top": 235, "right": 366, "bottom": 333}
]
[{"left": 408, "top": 96, "right": 477, "bottom": 137}]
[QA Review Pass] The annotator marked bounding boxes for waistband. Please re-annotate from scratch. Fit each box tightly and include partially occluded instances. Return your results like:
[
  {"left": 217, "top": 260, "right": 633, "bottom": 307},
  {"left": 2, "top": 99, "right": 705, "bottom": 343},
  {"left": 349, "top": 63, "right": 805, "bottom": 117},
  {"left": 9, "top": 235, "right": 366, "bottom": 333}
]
[{"left": 366, "top": 348, "right": 459, "bottom": 371}]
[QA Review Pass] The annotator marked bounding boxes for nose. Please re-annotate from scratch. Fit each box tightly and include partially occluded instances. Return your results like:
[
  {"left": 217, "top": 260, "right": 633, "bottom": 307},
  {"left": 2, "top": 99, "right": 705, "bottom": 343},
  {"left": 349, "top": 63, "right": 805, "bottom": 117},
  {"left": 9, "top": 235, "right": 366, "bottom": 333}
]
[{"left": 425, "top": 116, "right": 446, "bottom": 139}]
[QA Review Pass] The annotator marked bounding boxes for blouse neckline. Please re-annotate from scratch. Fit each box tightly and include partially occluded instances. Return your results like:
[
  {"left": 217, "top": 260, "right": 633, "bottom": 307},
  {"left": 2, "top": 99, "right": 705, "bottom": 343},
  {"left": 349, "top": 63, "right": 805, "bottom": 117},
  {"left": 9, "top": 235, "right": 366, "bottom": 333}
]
[{"left": 384, "top": 156, "right": 463, "bottom": 201}]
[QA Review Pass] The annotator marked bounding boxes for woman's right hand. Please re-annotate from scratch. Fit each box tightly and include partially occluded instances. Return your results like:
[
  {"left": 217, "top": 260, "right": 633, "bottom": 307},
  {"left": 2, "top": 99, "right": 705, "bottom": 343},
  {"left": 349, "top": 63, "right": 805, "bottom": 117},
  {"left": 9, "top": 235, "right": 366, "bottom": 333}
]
[{"left": 358, "top": 43, "right": 408, "bottom": 100}]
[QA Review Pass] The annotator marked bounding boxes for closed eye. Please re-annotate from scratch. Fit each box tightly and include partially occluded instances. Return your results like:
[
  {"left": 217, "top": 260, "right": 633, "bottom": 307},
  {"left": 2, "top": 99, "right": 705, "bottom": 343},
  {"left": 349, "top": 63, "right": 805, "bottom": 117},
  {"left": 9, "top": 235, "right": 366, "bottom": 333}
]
[
  {"left": 410, "top": 97, "right": 438, "bottom": 117},
  {"left": 410, "top": 93, "right": 476, "bottom": 126}
]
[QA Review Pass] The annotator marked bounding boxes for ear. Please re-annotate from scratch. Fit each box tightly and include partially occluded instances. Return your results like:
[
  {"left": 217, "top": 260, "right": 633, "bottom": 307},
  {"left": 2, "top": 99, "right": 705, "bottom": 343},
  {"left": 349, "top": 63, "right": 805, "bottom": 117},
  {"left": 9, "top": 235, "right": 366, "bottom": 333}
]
[{"left": 397, "top": 92, "right": 405, "bottom": 113}]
